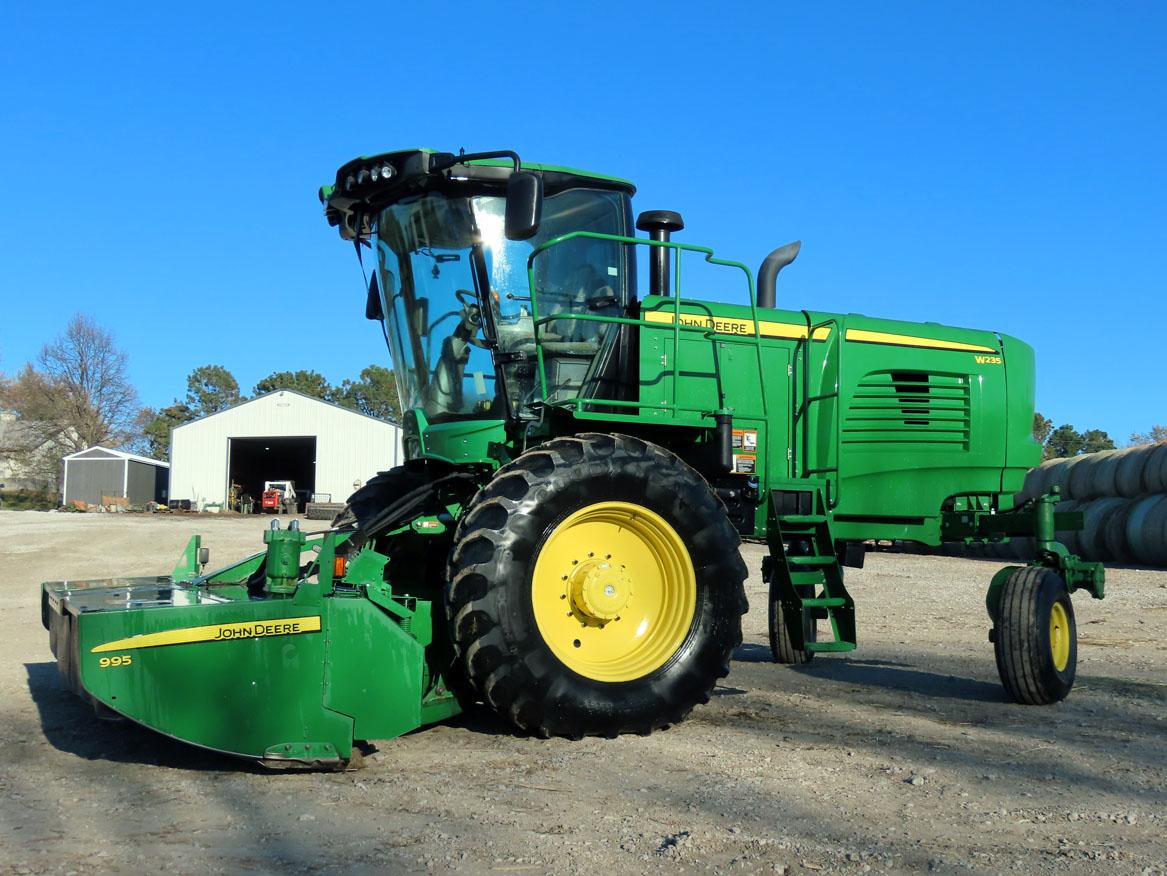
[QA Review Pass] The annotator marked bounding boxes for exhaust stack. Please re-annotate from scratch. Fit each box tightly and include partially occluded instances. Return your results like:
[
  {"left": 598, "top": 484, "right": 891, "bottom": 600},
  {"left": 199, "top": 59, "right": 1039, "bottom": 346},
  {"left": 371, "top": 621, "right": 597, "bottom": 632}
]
[
  {"left": 636, "top": 210, "right": 685, "bottom": 296},
  {"left": 757, "top": 240, "right": 802, "bottom": 309}
]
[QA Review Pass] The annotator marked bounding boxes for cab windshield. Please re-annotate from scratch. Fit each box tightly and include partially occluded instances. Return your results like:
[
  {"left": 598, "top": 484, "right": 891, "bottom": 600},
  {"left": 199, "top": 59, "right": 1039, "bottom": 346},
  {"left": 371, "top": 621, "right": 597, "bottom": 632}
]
[{"left": 374, "top": 186, "right": 630, "bottom": 422}]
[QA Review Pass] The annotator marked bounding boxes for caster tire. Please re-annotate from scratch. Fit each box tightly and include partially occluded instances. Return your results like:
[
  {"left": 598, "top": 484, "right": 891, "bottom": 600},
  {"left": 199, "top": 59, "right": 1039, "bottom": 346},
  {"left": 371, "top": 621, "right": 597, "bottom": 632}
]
[{"left": 993, "top": 566, "right": 1077, "bottom": 704}]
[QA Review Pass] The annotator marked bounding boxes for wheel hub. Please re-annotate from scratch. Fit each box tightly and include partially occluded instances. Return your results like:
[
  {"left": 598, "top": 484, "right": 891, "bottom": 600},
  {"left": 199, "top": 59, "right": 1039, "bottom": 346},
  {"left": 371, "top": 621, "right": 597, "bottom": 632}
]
[
  {"left": 531, "top": 501, "right": 696, "bottom": 682},
  {"left": 570, "top": 560, "right": 632, "bottom": 622},
  {"left": 1049, "top": 601, "right": 1070, "bottom": 672}
]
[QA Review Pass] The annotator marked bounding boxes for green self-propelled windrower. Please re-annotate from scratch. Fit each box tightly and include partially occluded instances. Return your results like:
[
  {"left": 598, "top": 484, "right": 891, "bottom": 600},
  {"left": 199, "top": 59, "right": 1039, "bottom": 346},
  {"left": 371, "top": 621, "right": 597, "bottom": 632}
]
[{"left": 43, "top": 148, "right": 1105, "bottom": 766}]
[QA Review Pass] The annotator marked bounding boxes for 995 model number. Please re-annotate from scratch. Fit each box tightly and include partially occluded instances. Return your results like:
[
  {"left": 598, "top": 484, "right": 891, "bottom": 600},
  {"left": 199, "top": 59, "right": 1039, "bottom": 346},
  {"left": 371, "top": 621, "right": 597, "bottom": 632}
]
[{"left": 98, "top": 655, "right": 132, "bottom": 668}]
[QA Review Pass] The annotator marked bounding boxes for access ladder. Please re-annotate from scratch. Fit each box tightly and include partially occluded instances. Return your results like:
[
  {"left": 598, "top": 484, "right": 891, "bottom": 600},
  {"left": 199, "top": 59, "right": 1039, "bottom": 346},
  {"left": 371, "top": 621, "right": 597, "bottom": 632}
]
[{"left": 766, "top": 483, "right": 856, "bottom": 656}]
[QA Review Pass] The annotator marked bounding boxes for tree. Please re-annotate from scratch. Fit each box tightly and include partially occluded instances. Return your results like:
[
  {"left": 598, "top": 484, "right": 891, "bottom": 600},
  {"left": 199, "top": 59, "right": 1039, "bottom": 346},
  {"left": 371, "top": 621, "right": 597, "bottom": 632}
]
[
  {"left": 135, "top": 402, "right": 195, "bottom": 460},
  {"left": 1042, "top": 422, "right": 1116, "bottom": 459},
  {"left": 1080, "top": 429, "right": 1116, "bottom": 454},
  {"left": 3, "top": 314, "right": 140, "bottom": 455},
  {"left": 1033, "top": 412, "right": 1053, "bottom": 445},
  {"left": 1045, "top": 424, "right": 1085, "bottom": 459},
  {"left": 1129, "top": 425, "right": 1167, "bottom": 446},
  {"left": 335, "top": 365, "right": 401, "bottom": 421},
  {"left": 185, "top": 364, "right": 240, "bottom": 416},
  {"left": 253, "top": 370, "right": 333, "bottom": 400}
]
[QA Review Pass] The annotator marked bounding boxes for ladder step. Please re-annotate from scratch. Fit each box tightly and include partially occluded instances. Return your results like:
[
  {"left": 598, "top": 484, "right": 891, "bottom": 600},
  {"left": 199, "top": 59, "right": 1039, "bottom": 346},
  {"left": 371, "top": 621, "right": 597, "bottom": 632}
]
[
  {"left": 787, "top": 555, "right": 835, "bottom": 567},
  {"left": 801, "top": 597, "right": 847, "bottom": 608},
  {"left": 806, "top": 641, "right": 857, "bottom": 653},
  {"left": 779, "top": 514, "right": 827, "bottom": 524},
  {"left": 789, "top": 570, "right": 825, "bottom": 585}
]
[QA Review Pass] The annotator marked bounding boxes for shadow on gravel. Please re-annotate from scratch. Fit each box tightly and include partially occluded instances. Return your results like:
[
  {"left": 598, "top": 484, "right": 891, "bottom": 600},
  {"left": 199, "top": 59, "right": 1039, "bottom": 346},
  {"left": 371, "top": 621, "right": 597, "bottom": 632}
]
[
  {"left": 25, "top": 662, "right": 250, "bottom": 771},
  {"left": 734, "top": 643, "right": 1001, "bottom": 702},
  {"left": 1075, "top": 673, "right": 1167, "bottom": 701},
  {"left": 715, "top": 643, "right": 1167, "bottom": 807},
  {"left": 733, "top": 643, "right": 772, "bottom": 663},
  {"left": 790, "top": 657, "right": 1004, "bottom": 702},
  {"left": 441, "top": 703, "right": 512, "bottom": 737}
]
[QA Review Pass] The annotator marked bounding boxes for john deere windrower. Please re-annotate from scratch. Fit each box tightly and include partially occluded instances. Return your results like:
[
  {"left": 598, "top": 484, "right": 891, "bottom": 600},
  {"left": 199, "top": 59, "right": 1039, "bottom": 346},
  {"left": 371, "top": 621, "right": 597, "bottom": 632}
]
[{"left": 43, "top": 149, "right": 1105, "bottom": 766}]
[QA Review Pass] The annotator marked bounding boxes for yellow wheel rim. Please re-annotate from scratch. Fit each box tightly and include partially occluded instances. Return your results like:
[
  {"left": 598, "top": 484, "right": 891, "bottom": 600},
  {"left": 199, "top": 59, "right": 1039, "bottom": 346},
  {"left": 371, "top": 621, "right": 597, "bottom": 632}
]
[
  {"left": 1049, "top": 601, "right": 1071, "bottom": 672},
  {"left": 531, "top": 501, "right": 696, "bottom": 683}
]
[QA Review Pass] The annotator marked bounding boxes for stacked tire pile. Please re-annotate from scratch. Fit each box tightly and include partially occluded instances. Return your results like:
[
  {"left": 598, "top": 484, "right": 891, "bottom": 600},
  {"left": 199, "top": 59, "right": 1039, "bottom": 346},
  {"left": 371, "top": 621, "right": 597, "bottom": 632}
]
[{"left": 958, "top": 443, "right": 1167, "bottom": 566}]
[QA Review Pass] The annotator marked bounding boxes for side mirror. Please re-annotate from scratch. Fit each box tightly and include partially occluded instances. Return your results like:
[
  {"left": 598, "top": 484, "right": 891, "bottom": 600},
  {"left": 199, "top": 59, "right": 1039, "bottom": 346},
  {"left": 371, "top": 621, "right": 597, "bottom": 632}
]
[
  {"left": 505, "top": 171, "right": 543, "bottom": 241},
  {"left": 365, "top": 273, "right": 384, "bottom": 320}
]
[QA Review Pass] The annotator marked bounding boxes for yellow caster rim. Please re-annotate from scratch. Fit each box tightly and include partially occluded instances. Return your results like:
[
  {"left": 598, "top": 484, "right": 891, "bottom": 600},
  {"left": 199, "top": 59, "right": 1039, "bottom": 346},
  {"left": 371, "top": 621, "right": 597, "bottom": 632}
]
[
  {"left": 1049, "top": 601, "right": 1071, "bottom": 672},
  {"left": 531, "top": 501, "right": 696, "bottom": 682}
]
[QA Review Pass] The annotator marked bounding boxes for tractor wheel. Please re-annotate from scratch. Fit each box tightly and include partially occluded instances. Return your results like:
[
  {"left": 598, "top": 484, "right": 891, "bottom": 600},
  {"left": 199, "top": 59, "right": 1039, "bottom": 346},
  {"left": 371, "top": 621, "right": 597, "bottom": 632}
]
[
  {"left": 768, "top": 579, "right": 815, "bottom": 664},
  {"left": 446, "top": 433, "right": 748, "bottom": 739},
  {"left": 993, "top": 566, "right": 1077, "bottom": 704},
  {"left": 331, "top": 464, "right": 432, "bottom": 532}
]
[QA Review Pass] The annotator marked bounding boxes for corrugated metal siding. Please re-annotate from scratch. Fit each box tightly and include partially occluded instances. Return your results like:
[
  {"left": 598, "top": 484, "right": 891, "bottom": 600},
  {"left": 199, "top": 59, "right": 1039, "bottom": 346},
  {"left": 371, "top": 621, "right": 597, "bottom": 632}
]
[
  {"left": 169, "top": 391, "right": 402, "bottom": 506},
  {"left": 64, "top": 459, "right": 124, "bottom": 505},
  {"left": 126, "top": 460, "right": 164, "bottom": 505}
]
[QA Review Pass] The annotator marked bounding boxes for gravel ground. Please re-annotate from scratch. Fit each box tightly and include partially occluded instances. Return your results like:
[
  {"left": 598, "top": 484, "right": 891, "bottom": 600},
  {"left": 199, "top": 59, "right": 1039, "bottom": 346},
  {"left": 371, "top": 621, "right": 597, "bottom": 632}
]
[{"left": 1, "top": 510, "right": 1164, "bottom": 875}]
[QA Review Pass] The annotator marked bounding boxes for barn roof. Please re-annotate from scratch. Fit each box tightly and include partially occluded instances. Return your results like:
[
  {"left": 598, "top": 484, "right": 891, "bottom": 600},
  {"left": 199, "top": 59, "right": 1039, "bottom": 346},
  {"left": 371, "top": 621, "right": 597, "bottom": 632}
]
[
  {"left": 171, "top": 389, "right": 400, "bottom": 432},
  {"left": 62, "top": 446, "right": 170, "bottom": 467}
]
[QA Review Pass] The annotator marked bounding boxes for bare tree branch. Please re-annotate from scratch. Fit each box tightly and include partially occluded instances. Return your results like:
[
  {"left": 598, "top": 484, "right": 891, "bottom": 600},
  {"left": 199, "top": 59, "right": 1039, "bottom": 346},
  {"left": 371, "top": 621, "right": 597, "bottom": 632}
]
[{"left": 2, "top": 315, "right": 142, "bottom": 481}]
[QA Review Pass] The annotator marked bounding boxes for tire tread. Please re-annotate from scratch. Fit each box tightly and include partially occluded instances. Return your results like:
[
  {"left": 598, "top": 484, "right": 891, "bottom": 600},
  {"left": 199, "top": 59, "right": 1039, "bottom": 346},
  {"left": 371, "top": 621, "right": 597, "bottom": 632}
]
[
  {"left": 446, "top": 433, "right": 747, "bottom": 739},
  {"left": 994, "top": 566, "right": 1076, "bottom": 704}
]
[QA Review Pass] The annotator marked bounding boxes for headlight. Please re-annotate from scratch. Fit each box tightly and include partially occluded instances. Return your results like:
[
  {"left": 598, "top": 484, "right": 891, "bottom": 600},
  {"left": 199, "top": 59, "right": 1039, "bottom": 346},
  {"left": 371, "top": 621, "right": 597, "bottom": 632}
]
[
  {"left": 343, "top": 162, "right": 395, "bottom": 193},
  {"left": 370, "top": 163, "right": 395, "bottom": 182}
]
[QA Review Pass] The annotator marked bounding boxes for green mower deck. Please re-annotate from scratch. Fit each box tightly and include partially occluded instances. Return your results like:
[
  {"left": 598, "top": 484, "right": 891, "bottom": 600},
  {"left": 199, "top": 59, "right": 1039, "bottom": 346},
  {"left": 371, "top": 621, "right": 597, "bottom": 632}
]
[{"left": 42, "top": 526, "right": 459, "bottom": 767}]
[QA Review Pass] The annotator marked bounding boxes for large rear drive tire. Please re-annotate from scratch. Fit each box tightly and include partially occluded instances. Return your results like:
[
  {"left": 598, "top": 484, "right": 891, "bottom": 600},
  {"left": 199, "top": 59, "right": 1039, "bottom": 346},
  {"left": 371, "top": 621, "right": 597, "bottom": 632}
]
[
  {"left": 446, "top": 433, "right": 748, "bottom": 739},
  {"left": 993, "top": 566, "right": 1077, "bottom": 704},
  {"left": 331, "top": 464, "right": 432, "bottom": 531}
]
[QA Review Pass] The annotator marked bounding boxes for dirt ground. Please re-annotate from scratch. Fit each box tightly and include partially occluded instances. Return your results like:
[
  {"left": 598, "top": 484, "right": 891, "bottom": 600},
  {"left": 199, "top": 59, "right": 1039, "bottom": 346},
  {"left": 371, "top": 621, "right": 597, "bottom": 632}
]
[{"left": 1, "top": 510, "right": 1164, "bottom": 875}]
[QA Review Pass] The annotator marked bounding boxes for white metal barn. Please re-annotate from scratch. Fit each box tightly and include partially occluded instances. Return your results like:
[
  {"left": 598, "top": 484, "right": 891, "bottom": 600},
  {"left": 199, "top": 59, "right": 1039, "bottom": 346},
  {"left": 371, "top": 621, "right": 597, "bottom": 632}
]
[{"left": 168, "top": 390, "right": 402, "bottom": 510}]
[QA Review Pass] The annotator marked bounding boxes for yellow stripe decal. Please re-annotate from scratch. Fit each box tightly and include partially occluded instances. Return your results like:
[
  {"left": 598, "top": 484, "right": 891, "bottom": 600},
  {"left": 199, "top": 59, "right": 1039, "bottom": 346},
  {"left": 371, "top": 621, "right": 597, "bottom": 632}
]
[
  {"left": 843, "top": 329, "right": 997, "bottom": 353},
  {"left": 644, "top": 312, "right": 998, "bottom": 352},
  {"left": 642, "top": 311, "right": 993, "bottom": 352},
  {"left": 92, "top": 615, "right": 322, "bottom": 653},
  {"left": 643, "top": 310, "right": 831, "bottom": 340}
]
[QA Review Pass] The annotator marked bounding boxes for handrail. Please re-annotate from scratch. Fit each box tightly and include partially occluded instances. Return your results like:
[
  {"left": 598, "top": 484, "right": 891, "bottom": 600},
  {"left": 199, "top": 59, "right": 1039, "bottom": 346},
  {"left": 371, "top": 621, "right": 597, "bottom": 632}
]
[
  {"left": 798, "top": 312, "right": 844, "bottom": 508},
  {"left": 524, "top": 231, "right": 768, "bottom": 420}
]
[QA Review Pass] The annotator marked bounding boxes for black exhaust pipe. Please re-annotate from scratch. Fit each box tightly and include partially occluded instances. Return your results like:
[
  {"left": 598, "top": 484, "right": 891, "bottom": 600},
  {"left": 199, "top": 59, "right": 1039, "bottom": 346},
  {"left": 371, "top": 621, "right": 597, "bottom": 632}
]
[
  {"left": 636, "top": 210, "right": 685, "bottom": 296},
  {"left": 756, "top": 240, "right": 801, "bottom": 309}
]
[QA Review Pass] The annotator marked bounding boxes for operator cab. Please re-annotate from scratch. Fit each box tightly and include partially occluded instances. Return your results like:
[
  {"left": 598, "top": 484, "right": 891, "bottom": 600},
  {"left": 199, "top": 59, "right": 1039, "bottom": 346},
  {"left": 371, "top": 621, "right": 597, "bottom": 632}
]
[{"left": 324, "top": 149, "right": 637, "bottom": 427}]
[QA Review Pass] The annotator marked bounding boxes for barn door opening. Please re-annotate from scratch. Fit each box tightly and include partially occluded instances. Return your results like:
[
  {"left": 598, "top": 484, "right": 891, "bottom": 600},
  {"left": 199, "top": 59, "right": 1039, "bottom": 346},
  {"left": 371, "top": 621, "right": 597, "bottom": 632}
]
[{"left": 227, "top": 436, "right": 316, "bottom": 512}]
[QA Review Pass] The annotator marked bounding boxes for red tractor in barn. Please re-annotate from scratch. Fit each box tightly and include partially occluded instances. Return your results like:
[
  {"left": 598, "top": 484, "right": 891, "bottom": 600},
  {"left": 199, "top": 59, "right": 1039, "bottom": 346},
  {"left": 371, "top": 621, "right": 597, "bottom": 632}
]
[{"left": 260, "top": 480, "right": 298, "bottom": 515}]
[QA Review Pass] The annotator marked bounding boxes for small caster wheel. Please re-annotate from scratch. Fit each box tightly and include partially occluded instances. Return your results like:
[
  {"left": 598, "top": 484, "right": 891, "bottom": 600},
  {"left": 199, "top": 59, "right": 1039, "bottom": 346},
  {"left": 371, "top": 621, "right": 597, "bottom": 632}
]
[{"left": 993, "top": 566, "right": 1076, "bottom": 704}]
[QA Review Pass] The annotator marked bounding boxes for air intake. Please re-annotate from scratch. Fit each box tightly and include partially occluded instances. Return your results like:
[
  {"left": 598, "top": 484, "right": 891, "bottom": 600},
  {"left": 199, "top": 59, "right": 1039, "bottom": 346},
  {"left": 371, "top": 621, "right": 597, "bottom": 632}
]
[{"left": 843, "top": 371, "right": 971, "bottom": 450}]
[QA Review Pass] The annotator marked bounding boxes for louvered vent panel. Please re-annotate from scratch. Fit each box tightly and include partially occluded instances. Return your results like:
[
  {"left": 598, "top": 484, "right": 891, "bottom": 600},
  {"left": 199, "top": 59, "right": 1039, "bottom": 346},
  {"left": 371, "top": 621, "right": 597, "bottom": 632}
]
[{"left": 843, "top": 371, "right": 970, "bottom": 450}]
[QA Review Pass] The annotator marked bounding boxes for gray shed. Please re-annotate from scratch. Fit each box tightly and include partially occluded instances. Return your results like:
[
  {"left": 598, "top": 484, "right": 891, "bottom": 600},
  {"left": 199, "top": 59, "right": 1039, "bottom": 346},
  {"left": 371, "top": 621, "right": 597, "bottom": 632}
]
[{"left": 61, "top": 446, "right": 169, "bottom": 507}]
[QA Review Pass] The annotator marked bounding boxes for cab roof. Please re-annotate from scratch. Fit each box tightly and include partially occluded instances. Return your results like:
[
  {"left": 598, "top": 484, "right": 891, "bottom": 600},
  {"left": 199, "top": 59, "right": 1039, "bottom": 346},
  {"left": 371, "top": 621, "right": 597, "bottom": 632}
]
[{"left": 320, "top": 148, "right": 635, "bottom": 241}]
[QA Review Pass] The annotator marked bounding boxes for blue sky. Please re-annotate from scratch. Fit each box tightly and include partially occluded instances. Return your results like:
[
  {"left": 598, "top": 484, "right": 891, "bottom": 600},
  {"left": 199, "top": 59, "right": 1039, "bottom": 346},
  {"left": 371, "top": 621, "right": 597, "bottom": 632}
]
[{"left": 1, "top": 2, "right": 1163, "bottom": 441}]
